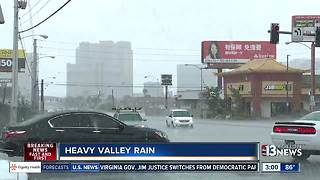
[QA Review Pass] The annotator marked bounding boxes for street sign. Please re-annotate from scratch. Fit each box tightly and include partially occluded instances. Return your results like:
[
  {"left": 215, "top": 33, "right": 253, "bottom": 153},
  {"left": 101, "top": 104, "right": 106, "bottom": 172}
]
[
  {"left": 0, "top": 49, "right": 26, "bottom": 72},
  {"left": 292, "top": 15, "right": 320, "bottom": 42},
  {"left": 161, "top": 74, "right": 172, "bottom": 86}
]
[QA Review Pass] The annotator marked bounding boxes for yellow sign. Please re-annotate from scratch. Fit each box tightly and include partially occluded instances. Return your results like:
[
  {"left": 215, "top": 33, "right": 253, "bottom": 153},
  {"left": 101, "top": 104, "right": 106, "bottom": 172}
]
[
  {"left": 226, "top": 82, "right": 251, "bottom": 96},
  {"left": 262, "top": 81, "right": 293, "bottom": 96},
  {"left": 0, "top": 49, "right": 26, "bottom": 59}
]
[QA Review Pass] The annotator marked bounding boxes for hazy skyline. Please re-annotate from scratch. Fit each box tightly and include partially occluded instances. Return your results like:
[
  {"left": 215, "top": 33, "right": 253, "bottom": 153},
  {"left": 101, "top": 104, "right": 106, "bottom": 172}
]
[{"left": 0, "top": 0, "right": 319, "bottom": 97}]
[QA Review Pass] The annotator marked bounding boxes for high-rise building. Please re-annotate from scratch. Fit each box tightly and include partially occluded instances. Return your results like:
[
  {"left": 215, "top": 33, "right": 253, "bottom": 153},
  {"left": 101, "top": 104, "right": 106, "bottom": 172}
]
[{"left": 66, "top": 41, "right": 133, "bottom": 98}]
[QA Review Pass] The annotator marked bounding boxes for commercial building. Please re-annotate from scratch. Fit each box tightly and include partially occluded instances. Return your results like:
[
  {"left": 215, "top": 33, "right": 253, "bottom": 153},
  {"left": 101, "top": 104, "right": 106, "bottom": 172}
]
[
  {"left": 66, "top": 41, "right": 133, "bottom": 99},
  {"left": 219, "top": 58, "right": 320, "bottom": 118},
  {"left": 143, "top": 81, "right": 163, "bottom": 97}
]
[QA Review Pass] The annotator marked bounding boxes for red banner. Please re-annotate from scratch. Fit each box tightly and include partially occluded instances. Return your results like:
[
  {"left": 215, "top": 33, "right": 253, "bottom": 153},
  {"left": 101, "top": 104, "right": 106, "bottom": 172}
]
[
  {"left": 24, "top": 143, "right": 57, "bottom": 161},
  {"left": 201, "top": 41, "right": 276, "bottom": 66}
]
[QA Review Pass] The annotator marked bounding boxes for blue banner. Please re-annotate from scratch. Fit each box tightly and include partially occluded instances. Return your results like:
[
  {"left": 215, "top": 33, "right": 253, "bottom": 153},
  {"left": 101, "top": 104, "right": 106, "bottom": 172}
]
[
  {"left": 58, "top": 143, "right": 258, "bottom": 161},
  {"left": 70, "top": 163, "right": 100, "bottom": 173},
  {"left": 280, "top": 163, "right": 300, "bottom": 172},
  {"left": 42, "top": 163, "right": 70, "bottom": 172}
]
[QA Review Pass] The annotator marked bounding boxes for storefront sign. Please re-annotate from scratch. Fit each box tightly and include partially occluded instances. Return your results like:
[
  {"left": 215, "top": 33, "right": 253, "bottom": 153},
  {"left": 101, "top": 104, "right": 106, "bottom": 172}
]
[
  {"left": 262, "top": 81, "right": 293, "bottom": 96},
  {"left": 226, "top": 82, "right": 251, "bottom": 96}
]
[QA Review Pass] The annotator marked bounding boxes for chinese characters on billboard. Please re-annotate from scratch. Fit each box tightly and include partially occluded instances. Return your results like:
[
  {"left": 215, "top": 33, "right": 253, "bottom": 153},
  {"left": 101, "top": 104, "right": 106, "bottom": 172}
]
[{"left": 201, "top": 41, "right": 276, "bottom": 68}]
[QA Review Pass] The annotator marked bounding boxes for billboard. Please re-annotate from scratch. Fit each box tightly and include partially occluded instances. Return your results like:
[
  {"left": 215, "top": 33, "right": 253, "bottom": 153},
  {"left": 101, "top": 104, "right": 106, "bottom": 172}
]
[
  {"left": 292, "top": 15, "right": 320, "bottom": 42},
  {"left": 0, "top": 49, "right": 26, "bottom": 72},
  {"left": 161, "top": 74, "right": 172, "bottom": 86},
  {"left": 201, "top": 41, "right": 276, "bottom": 68}
]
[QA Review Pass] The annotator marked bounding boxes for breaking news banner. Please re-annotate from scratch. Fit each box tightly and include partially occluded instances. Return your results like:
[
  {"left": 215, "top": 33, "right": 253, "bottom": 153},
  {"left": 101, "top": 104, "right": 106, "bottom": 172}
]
[
  {"left": 261, "top": 163, "right": 300, "bottom": 173},
  {"left": 41, "top": 162, "right": 258, "bottom": 173},
  {"left": 24, "top": 143, "right": 57, "bottom": 161},
  {"left": 57, "top": 143, "right": 259, "bottom": 161}
]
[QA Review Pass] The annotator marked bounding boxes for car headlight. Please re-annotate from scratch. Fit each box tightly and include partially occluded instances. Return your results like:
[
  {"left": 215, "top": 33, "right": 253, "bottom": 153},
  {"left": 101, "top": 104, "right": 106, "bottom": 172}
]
[{"left": 154, "top": 131, "right": 168, "bottom": 139}]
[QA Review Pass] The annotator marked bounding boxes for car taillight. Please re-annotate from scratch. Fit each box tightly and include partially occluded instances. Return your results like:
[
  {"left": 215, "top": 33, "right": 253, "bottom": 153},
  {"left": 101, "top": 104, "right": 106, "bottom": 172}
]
[
  {"left": 273, "top": 126, "right": 288, "bottom": 133},
  {"left": 297, "top": 127, "right": 316, "bottom": 134},
  {"left": 273, "top": 126, "right": 316, "bottom": 134},
  {"left": 4, "top": 130, "right": 26, "bottom": 139}
]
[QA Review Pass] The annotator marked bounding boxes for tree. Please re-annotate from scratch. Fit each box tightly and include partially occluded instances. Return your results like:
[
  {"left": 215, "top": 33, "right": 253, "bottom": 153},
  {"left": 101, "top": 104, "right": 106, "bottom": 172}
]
[
  {"left": 229, "top": 87, "right": 246, "bottom": 118},
  {"left": 142, "top": 88, "right": 148, "bottom": 97},
  {"left": 203, "top": 87, "right": 225, "bottom": 118}
]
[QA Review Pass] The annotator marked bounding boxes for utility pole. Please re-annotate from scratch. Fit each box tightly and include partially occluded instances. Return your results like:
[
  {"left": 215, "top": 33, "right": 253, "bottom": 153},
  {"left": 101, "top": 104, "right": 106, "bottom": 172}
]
[
  {"left": 310, "top": 42, "right": 316, "bottom": 111},
  {"left": 10, "top": 0, "right": 19, "bottom": 124},
  {"left": 286, "top": 55, "right": 290, "bottom": 114},
  {"left": 31, "top": 39, "right": 39, "bottom": 112},
  {"left": 165, "top": 85, "right": 168, "bottom": 109},
  {"left": 40, "top": 79, "right": 44, "bottom": 113},
  {"left": 2, "top": 83, "right": 7, "bottom": 104},
  {"left": 112, "top": 89, "right": 115, "bottom": 107}
]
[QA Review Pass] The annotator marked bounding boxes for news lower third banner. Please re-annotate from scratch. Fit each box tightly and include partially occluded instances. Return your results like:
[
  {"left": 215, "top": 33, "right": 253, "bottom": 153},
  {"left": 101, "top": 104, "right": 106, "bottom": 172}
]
[
  {"left": 57, "top": 143, "right": 258, "bottom": 161},
  {"left": 41, "top": 162, "right": 259, "bottom": 172}
]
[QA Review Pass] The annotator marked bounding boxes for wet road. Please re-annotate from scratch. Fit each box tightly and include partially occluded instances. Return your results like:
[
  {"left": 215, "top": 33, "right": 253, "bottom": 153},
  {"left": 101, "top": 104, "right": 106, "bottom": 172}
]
[{"left": 2, "top": 116, "right": 320, "bottom": 180}]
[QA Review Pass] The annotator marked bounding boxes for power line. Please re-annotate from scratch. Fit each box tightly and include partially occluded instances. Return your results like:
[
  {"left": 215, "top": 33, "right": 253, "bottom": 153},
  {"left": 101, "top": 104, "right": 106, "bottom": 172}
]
[
  {"left": 51, "top": 83, "right": 204, "bottom": 89},
  {"left": 38, "top": 46, "right": 200, "bottom": 57},
  {"left": 19, "top": 0, "right": 42, "bottom": 19},
  {"left": 40, "top": 40, "right": 201, "bottom": 52},
  {"left": 18, "top": 36, "right": 33, "bottom": 80},
  {"left": 19, "top": 0, "right": 72, "bottom": 33},
  {"left": 39, "top": 54, "right": 198, "bottom": 62},
  {"left": 20, "top": 0, "right": 52, "bottom": 25}
]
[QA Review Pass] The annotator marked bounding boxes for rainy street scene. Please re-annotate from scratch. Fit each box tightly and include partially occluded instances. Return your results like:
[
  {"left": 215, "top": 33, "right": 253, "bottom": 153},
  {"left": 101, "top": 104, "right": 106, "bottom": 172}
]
[{"left": 1, "top": 0, "right": 320, "bottom": 179}]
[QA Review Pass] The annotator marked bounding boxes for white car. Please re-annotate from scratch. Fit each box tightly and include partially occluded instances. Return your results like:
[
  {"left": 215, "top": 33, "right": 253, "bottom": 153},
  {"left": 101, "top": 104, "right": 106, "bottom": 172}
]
[
  {"left": 166, "top": 109, "right": 193, "bottom": 128},
  {"left": 271, "top": 111, "right": 320, "bottom": 160}
]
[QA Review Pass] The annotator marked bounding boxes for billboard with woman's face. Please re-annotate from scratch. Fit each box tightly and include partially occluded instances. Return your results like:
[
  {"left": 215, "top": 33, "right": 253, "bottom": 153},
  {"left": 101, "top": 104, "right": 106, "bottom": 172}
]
[{"left": 201, "top": 41, "right": 276, "bottom": 68}]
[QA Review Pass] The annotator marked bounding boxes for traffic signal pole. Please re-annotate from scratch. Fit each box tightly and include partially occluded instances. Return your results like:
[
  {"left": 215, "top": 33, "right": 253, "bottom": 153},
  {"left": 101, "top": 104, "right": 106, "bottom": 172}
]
[
  {"left": 311, "top": 42, "right": 316, "bottom": 111},
  {"left": 268, "top": 26, "right": 317, "bottom": 112}
]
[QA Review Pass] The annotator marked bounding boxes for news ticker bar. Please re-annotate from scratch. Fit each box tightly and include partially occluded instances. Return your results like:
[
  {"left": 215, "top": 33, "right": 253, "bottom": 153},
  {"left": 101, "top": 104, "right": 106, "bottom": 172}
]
[
  {"left": 10, "top": 162, "right": 259, "bottom": 173},
  {"left": 25, "top": 143, "right": 258, "bottom": 161},
  {"left": 9, "top": 162, "right": 300, "bottom": 173}
]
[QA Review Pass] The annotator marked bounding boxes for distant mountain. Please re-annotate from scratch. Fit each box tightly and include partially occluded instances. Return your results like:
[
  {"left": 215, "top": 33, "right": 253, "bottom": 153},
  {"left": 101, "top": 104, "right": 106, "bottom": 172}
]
[{"left": 289, "top": 58, "right": 320, "bottom": 74}]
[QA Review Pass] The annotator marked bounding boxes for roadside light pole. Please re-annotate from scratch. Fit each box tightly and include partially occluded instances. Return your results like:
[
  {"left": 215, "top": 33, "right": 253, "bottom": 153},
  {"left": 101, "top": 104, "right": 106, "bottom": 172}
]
[
  {"left": 40, "top": 77, "right": 56, "bottom": 113},
  {"left": 286, "top": 54, "right": 290, "bottom": 114},
  {"left": 32, "top": 55, "right": 54, "bottom": 112},
  {"left": 285, "top": 41, "right": 316, "bottom": 112},
  {"left": 185, "top": 64, "right": 205, "bottom": 118}
]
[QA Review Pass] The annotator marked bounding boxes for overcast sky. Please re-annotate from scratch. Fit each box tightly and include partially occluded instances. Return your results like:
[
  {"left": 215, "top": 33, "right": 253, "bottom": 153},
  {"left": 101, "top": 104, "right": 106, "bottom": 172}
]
[{"left": 0, "top": 0, "right": 319, "bottom": 97}]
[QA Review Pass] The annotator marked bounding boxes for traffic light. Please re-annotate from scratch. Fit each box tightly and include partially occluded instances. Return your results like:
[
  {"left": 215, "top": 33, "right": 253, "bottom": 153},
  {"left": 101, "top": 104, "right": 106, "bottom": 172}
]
[
  {"left": 270, "top": 23, "right": 279, "bottom": 44},
  {"left": 315, "top": 27, "right": 320, "bottom": 47}
]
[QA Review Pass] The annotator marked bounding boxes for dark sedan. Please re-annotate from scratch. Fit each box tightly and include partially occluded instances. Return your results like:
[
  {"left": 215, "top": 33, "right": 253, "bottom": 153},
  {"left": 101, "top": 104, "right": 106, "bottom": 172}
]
[{"left": 0, "top": 111, "right": 169, "bottom": 157}]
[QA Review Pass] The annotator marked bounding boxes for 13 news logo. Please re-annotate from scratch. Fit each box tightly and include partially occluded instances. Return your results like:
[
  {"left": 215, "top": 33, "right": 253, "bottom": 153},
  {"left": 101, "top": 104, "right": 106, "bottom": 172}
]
[{"left": 261, "top": 144, "right": 302, "bottom": 157}]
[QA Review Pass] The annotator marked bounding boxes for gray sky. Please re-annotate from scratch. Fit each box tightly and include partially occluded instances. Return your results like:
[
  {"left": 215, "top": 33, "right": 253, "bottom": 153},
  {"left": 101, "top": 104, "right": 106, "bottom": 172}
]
[{"left": 0, "top": 0, "right": 319, "bottom": 97}]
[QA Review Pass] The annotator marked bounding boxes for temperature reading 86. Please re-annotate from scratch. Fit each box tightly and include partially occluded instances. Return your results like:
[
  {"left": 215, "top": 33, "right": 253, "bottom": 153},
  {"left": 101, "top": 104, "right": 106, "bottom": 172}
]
[{"left": 285, "top": 164, "right": 295, "bottom": 171}]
